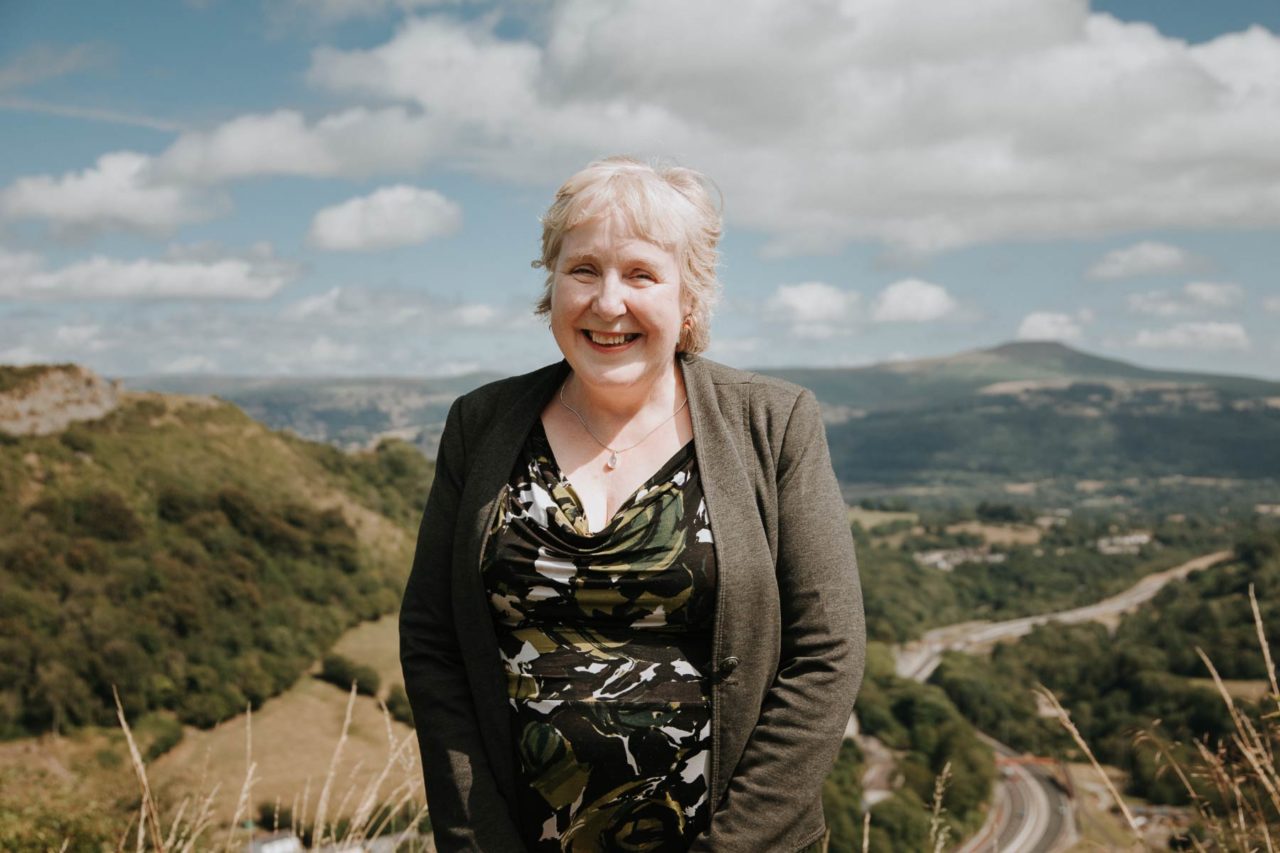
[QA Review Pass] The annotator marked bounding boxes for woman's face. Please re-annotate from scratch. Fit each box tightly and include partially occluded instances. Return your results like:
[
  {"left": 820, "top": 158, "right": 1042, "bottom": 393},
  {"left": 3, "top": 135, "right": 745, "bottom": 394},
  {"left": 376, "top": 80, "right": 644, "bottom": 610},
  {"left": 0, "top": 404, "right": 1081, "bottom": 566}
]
[{"left": 550, "top": 214, "right": 686, "bottom": 397}]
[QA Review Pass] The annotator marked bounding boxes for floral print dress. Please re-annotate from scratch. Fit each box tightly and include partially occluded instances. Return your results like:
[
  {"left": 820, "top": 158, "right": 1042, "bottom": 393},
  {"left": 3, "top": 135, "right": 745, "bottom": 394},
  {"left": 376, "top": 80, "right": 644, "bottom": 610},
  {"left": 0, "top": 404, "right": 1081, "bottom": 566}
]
[{"left": 481, "top": 419, "right": 717, "bottom": 851}]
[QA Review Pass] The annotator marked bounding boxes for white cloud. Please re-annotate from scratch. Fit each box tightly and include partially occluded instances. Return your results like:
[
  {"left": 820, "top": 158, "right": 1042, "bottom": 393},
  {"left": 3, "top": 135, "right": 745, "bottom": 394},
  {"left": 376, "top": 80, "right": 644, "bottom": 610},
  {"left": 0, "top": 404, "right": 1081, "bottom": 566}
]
[
  {"left": 1266, "top": 296, "right": 1280, "bottom": 313},
  {"left": 53, "top": 324, "right": 104, "bottom": 349},
  {"left": 871, "top": 279, "right": 957, "bottom": 323},
  {"left": 16, "top": 4, "right": 1280, "bottom": 252},
  {"left": 155, "top": 107, "right": 439, "bottom": 183},
  {"left": 308, "top": 185, "right": 461, "bottom": 251},
  {"left": 164, "top": 354, "right": 219, "bottom": 373},
  {"left": 0, "top": 43, "right": 109, "bottom": 92},
  {"left": 1183, "top": 281, "right": 1243, "bottom": 307},
  {"left": 1129, "top": 281, "right": 1245, "bottom": 316},
  {"left": 1133, "top": 322, "right": 1250, "bottom": 350},
  {"left": 0, "top": 152, "right": 223, "bottom": 235},
  {"left": 0, "top": 345, "right": 49, "bottom": 366},
  {"left": 0, "top": 244, "right": 296, "bottom": 300},
  {"left": 281, "top": 285, "right": 504, "bottom": 329},
  {"left": 286, "top": 286, "right": 344, "bottom": 319},
  {"left": 1017, "top": 311, "right": 1083, "bottom": 341},
  {"left": 767, "top": 282, "right": 859, "bottom": 339},
  {"left": 0, "top": 97, "right": 184, "bottom": 132},
  {"left": 1087, "top": 241, "right": 1201, "bottom": 280},
  {"left": 296, "top": 5, "right": 1280, "bottom": 252},
  {"left": 452, "top": 303, "right": 496, "bottom": 326},
  {"left": 264, "top": 335, "right": 363, "bottom": 372},
  {"left": 1128, "top": 290, "right": 1184, "bottom": 317}
]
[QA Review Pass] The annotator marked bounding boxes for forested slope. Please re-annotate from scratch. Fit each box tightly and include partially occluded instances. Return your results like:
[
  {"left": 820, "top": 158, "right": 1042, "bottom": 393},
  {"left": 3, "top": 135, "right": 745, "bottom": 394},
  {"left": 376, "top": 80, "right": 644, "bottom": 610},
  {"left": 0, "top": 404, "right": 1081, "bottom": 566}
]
[
  {"left": 0, "top": 385, "right": 431, "bottom": 738},
  {"left": 930, "top": 524, "right": 1280, "bottom": 804}
]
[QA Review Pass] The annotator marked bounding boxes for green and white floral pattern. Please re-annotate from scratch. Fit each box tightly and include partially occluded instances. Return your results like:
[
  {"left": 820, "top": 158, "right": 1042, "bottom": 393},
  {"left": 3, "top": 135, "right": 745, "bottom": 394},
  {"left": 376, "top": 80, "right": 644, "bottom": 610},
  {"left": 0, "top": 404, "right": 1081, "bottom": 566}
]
[{"left": 482, "top": 421, "right": 716, "bottom": 851}]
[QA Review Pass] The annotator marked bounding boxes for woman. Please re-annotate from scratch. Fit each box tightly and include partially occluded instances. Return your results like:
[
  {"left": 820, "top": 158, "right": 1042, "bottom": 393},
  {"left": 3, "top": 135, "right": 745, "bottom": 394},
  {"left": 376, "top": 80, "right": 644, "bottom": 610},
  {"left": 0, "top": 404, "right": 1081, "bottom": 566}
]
[{"left": 401, "top": 157, "right": 864, "bottom": 852}]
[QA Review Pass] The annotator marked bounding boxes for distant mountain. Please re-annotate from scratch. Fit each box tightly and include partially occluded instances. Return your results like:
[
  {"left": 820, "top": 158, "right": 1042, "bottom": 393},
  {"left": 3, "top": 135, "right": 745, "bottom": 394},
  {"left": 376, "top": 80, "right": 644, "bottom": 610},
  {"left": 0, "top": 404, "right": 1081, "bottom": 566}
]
[
  {"left": 0, "top": 364, "right": 431, "bottom": 737},
  {"left": 120, "top": 343, "right": 1280, "bottom": 509},
  {"left": 797, "top": 344, "right": 1280, "bottom": 507},
  {"left": 762, "top": 341, "right": 1280, "bottom": 414},
  {"left": 125, "top": 372, "right": 502, "bottom": 454}
]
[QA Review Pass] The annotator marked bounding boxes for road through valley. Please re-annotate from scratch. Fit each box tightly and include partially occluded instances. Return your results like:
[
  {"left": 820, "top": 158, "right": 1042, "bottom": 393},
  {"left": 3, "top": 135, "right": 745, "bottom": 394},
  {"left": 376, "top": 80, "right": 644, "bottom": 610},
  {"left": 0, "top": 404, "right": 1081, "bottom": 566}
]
[{"left": 890, "top": 549, "right": 1232, "bottom": 852}]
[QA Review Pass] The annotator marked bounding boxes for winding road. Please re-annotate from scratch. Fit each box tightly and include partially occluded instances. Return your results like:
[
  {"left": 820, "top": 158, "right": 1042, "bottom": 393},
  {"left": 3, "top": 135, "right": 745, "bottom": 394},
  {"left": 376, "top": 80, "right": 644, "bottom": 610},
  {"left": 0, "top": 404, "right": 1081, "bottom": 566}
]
[{"left": 890, "top": 549, "right": 1232, "bottom": 852}]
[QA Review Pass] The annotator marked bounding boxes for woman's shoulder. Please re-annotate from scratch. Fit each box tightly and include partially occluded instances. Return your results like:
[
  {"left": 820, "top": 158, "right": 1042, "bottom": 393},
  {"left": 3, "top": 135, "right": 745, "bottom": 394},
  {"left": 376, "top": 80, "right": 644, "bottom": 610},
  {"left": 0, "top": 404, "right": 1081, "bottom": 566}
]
[
  {"left": 683, "top": 354, "right": 811, "bottom": 413},
  {"left": 450, "top": 360, "right": 567, "bottom": 426}
]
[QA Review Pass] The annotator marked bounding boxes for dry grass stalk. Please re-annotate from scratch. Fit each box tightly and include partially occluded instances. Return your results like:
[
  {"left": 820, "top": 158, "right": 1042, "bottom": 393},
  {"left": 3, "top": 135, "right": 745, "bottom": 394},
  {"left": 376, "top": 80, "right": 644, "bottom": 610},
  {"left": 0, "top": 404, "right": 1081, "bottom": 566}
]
[
  {"left": 161, "top": 797, "right": 188, "bottom": 850},
  {"left": 94, "top": 678, "right": 429, "bottom": 852},
  {"left": 928, "top": 760, "right": 953, "bottom": 853},
  {"left": 1108, "top": 579, "right": 1280, "bottom": 850},
  {"left": 311, "top": 681, "right": 357, "bottom": 845},
  {"left": 1195, "top": 646, "right": 1280, "bottom": 825},
  {"left": 1034, "top": 683, "right": 1143, "bottom": 840},
  {"left": 295, "top": 775, "right": 312, "bottom": 839},
  {"left": 114, "top": 810, "right": 136, "bottom": 853},
  {"left": 861, "top": 809, "right": 870, "bottom": 853},
  {"left": 348, "top": 730, "right": 419, "bottom": 839},
  {"left": 113, "top": 687, "right": 165, "bottom": 851},
  {"left": 1251, "top": 584, "right": 1280, "bottom": 717},
  {"left": 222, "top": 703, "right": 257, "bottom": 852},
  {"left": 176, "top": 786, "right": 219, "bottom": 853}
]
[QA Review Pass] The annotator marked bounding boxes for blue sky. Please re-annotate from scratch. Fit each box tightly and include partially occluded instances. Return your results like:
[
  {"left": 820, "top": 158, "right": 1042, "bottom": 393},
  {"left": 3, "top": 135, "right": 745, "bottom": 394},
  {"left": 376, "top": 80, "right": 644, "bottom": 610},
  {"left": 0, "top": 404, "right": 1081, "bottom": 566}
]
[{"left": 2, "top": 0, "right": 1279, "bottom": 379}]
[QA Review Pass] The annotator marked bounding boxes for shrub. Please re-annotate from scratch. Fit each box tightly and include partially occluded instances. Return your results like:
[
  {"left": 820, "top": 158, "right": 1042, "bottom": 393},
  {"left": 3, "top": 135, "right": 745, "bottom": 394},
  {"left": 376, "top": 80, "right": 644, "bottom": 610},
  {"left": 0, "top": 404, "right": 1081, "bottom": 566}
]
[
  {"left": 59, "top": 427, "right": 94, "bottom": 454},
  {"left": 319, "top": 653, "right": 380, "bottom": 697},
  {"left": 386, "top": 683, "right": 414, "bottom": 727},
  {"left": 71, "top": 490, "right": 144, "bottom": 542},
  {"left": 142, "top": 713, "right": 185, "bottom": 761},
  {"left": 156, "top": 484, "right": 210, "bottom": 524}
]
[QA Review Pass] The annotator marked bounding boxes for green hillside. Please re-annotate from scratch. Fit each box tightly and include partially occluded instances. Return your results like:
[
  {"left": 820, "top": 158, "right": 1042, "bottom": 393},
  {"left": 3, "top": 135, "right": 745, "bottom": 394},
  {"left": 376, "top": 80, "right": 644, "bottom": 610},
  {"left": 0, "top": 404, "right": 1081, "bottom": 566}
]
[
  {"left": 825, "top": 382, "right": 1280, "bottom": 485},
  {"left": 0, "top": 378, "right": 431, "bottom": 738}
]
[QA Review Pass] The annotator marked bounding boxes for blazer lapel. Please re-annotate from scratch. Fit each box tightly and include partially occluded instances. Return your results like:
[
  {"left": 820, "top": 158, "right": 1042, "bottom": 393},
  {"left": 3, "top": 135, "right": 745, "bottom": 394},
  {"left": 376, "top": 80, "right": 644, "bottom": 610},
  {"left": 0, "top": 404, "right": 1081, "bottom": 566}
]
[
  {"left": 680, "top": 354, "right": 766, "bottom": 806},
  {"left": 453, "top": 358, "right": 570, "bottom": 803}
]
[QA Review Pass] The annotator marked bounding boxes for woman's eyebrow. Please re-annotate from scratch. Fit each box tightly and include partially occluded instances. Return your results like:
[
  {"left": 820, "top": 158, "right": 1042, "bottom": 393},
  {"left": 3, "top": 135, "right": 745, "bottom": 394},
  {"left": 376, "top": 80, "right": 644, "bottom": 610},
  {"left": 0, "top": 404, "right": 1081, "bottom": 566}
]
[{"left": 560, "top": 252, "right": 595, "bottom": 267}]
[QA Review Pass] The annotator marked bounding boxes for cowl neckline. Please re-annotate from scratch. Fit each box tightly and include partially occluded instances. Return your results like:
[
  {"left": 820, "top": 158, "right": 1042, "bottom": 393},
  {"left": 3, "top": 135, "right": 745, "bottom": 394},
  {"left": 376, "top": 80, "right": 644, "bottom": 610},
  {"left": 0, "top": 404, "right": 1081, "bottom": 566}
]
[{"left": 528, "top": 418, "right": 695, "bottom": 540}]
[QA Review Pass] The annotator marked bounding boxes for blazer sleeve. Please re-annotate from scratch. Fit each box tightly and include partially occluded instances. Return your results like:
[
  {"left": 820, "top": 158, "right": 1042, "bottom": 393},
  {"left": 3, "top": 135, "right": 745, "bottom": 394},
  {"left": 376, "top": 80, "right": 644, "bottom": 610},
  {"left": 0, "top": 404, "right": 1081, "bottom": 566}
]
[
  {"left": 695, "top": 388, "right": 866, "bottom": 850},
  {"left": 400, "top": 397, "right": 526, "bottom": 852}
]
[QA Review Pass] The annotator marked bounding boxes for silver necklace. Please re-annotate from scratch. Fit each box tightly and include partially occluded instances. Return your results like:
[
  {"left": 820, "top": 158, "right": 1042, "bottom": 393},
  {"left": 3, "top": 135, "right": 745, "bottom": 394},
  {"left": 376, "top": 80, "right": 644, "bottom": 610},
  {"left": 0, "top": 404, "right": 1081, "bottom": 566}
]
[{"left": 558, "top": 382, "right": 689, "bottom": 471}]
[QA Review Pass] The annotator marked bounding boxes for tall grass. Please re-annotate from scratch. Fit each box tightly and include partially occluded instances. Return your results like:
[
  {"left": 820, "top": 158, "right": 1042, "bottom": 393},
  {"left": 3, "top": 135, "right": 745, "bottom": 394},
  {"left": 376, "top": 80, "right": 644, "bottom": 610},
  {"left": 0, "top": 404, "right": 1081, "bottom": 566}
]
[
  {"left": 1040, "top": 583, "right": 1280, "bottom": 850},
  {"left": 109, "top": 683, "right": 430, "bottom": 851}
]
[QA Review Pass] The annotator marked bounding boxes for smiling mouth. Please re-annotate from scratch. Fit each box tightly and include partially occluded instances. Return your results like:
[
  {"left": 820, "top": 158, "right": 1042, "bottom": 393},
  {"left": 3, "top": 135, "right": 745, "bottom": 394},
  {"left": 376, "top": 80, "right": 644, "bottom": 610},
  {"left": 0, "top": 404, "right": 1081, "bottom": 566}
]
[{"left": 583, "top": 330, "right": 640, "bottom": 347}]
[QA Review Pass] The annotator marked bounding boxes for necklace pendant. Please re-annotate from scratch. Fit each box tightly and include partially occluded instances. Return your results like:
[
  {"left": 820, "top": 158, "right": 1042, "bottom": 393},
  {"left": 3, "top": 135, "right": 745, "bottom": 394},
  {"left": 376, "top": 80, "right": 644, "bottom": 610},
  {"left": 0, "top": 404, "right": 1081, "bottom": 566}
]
[{"left": 606, "top": 450, "right": 619, "bottom": 470}]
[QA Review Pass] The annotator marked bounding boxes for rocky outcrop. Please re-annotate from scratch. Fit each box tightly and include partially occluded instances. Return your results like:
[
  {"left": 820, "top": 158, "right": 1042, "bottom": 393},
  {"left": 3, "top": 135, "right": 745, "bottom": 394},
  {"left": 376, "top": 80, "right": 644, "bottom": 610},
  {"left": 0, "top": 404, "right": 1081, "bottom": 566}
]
[{"left": 0, "top": 364, "right": 122, "bottom": 436}]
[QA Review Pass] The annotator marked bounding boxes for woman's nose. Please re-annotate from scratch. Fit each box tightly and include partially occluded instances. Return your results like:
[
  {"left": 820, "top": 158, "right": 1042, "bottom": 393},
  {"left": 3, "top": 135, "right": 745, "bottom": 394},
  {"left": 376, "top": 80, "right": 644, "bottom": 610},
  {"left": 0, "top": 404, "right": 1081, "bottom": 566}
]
[{"left": 592, "top": 270, "right": 626, "bottom": 318}]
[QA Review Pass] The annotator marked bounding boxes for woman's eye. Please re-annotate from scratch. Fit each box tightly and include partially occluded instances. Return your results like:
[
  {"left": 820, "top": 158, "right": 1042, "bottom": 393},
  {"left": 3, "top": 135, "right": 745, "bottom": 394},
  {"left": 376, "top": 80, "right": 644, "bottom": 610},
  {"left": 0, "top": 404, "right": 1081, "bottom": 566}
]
[
  {"left": 571, "top": 266, "right": 596, "bottom": 276},
  {"left": 632, "top": 270, "right": 655, "bottom": 282}
]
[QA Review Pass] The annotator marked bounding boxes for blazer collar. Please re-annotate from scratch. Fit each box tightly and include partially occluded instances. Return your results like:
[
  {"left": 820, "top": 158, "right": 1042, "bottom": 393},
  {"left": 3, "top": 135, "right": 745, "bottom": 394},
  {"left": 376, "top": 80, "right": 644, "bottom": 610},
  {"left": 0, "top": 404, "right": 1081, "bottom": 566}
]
[{"left": 463, "top": 352, "right": 745, "bottom": 533}]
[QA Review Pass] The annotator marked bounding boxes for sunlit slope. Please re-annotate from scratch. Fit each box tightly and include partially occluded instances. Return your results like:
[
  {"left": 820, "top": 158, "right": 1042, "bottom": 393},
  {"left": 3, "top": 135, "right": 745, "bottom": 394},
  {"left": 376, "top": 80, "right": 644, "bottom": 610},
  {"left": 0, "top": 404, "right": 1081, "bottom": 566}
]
[{"left": 0, "top": 367, "right": 432, "bottom": 739}]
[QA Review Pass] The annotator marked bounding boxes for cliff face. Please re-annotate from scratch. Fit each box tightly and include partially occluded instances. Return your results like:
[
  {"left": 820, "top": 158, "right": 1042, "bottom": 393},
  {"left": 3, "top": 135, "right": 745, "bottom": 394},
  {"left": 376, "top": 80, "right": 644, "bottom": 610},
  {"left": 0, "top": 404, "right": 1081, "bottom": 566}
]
[{"left": 0, "top": 364, "right": 122, "bottom": 436}]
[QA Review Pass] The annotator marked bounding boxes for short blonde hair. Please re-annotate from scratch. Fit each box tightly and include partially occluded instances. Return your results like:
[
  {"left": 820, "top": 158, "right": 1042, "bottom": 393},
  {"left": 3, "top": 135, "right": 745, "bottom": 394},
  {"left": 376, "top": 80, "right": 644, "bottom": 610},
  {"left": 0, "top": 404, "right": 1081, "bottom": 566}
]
[{"left": 532, "top": 156, "right": 722, "bottom": 354}]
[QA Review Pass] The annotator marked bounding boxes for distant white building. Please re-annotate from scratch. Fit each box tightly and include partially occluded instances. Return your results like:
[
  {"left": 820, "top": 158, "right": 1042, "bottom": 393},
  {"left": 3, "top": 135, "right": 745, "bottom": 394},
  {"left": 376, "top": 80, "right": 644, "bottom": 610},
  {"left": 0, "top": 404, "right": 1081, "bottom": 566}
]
[
  {"left": 914, "top": 548, "right": 1007, "bottom": 572},
  {"left": 1095, "top": 532, "right": 1152, "bottom": 555}
]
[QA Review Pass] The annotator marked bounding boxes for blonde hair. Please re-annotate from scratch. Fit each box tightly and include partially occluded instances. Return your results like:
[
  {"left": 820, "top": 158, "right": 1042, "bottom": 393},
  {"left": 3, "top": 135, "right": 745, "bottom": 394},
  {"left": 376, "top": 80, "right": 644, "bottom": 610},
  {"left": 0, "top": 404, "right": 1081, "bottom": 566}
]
[{"left": 532, "top": 156, "right": 722, "bottom": 354}]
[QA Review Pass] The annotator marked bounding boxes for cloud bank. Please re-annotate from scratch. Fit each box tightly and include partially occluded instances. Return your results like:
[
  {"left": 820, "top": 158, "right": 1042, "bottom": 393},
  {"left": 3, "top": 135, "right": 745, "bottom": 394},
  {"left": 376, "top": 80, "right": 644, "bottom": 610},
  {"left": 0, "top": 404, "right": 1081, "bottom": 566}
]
[{"left": 8, "top": 2, "right": 1280, "bottom": 254}]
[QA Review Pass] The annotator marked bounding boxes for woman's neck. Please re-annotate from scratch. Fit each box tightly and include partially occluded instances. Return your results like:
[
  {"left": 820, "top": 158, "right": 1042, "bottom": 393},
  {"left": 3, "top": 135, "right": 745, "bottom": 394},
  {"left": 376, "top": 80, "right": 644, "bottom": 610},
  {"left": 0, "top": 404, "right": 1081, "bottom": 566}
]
[{"left": 565, "top": 363, "right": 686, "bottom": 437}]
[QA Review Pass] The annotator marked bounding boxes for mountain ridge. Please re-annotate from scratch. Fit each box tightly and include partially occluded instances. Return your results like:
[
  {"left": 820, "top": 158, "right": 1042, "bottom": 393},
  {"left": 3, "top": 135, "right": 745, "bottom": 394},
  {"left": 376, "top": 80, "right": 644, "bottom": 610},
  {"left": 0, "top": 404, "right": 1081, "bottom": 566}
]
[{"left": 759, "top": 341, "right": 1280, "bottom": 412}]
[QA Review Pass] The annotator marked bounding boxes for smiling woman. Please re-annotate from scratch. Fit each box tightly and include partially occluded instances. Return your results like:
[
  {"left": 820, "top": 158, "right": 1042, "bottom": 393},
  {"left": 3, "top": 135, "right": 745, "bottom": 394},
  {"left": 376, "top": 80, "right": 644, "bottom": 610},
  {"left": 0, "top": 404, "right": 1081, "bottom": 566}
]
[{"left": 399, "top": 156, "right": 865, "bottom": 852}]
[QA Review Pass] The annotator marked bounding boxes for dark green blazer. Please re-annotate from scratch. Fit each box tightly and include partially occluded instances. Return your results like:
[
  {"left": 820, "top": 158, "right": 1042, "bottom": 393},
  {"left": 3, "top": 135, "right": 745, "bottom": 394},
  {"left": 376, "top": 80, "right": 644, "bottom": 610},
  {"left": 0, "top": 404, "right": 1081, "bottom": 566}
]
[{"left": 401, "top": 353, "right": 865, "bottom": 851}]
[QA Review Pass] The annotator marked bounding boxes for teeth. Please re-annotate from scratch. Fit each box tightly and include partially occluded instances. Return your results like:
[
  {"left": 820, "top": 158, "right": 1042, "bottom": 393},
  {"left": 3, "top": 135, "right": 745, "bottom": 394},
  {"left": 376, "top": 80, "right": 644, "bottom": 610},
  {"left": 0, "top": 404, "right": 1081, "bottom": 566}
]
[{"left": 587, "top": 331, "right": 636, "bottom": 346}]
